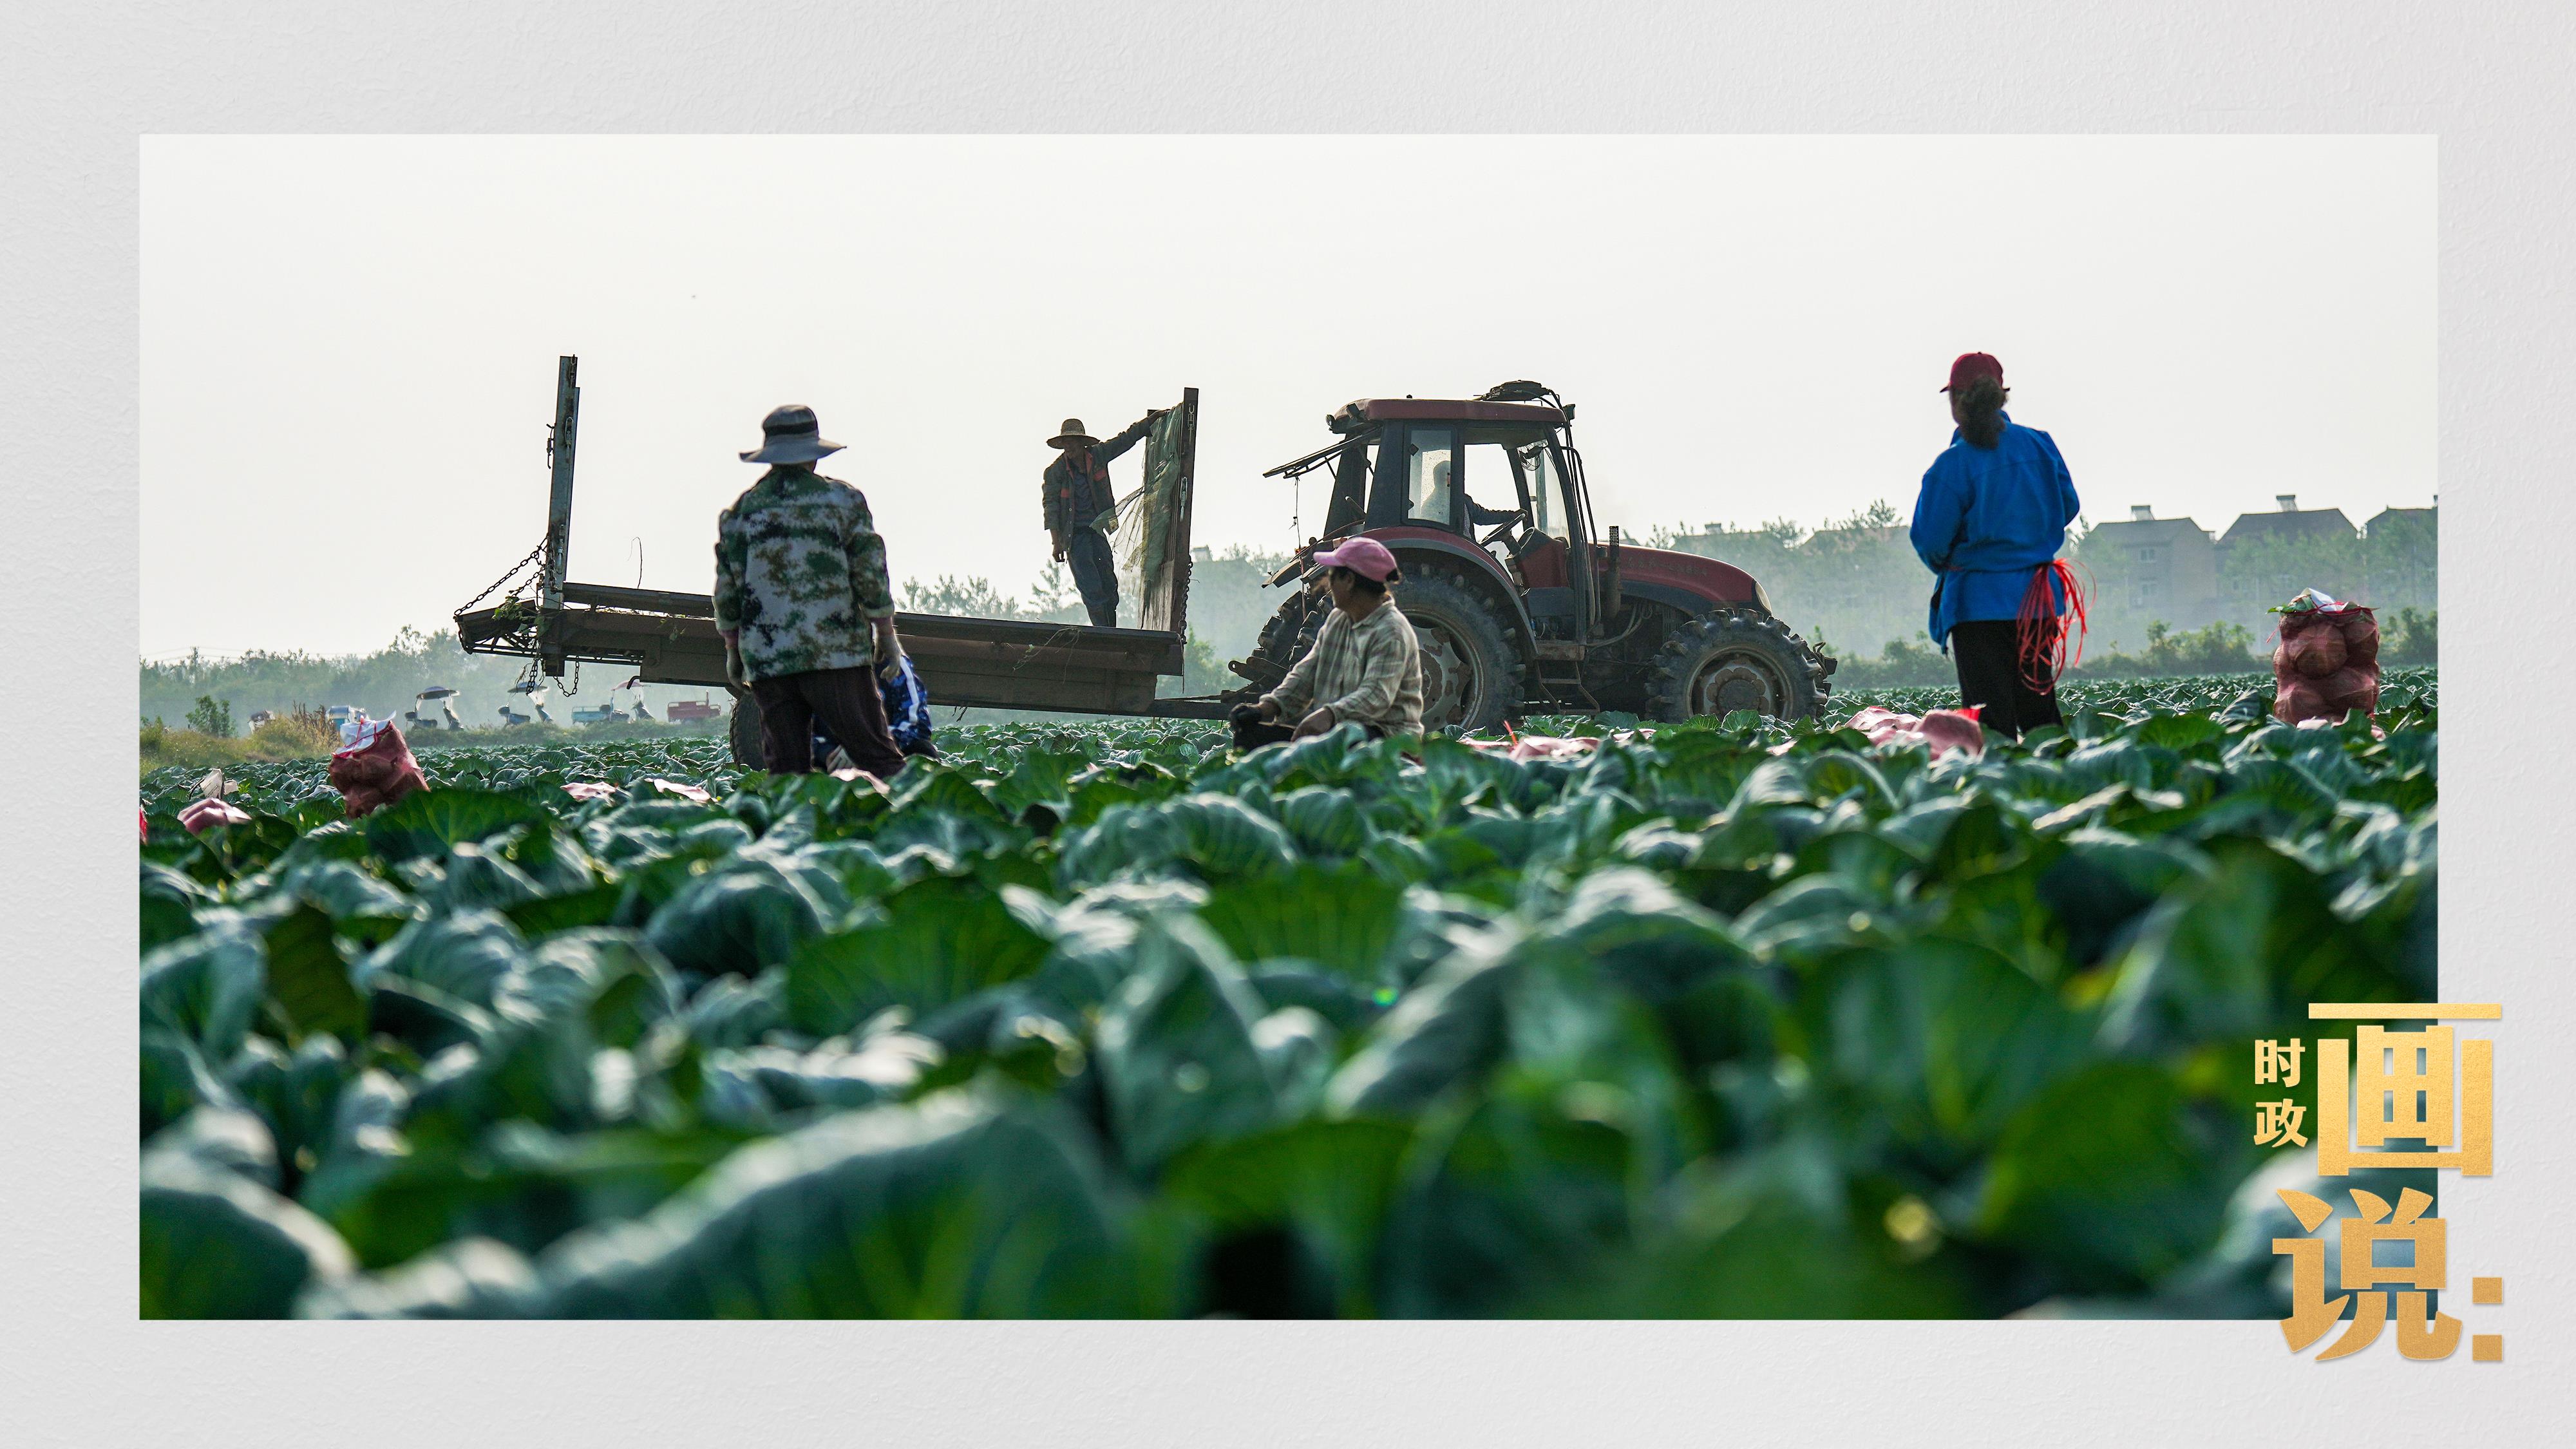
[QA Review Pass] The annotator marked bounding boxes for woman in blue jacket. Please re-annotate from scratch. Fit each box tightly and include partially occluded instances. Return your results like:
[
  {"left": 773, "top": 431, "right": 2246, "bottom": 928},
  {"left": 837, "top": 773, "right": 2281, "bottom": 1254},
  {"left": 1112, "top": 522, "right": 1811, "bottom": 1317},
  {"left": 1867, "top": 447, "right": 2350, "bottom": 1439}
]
[{"left": 1908, "top": 353, "right": 2082, "bottom": 737}]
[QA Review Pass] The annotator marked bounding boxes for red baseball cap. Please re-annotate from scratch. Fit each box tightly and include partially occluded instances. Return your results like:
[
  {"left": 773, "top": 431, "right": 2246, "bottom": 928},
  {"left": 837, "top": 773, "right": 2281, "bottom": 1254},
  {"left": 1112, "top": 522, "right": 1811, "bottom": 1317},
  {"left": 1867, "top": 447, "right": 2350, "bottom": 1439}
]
[
  {"left": 1311, "top": 536, "right": 1401, "bottom": 582},
  {"left": 1940, "top": 352, "right": 2004, "bottom": 392}
]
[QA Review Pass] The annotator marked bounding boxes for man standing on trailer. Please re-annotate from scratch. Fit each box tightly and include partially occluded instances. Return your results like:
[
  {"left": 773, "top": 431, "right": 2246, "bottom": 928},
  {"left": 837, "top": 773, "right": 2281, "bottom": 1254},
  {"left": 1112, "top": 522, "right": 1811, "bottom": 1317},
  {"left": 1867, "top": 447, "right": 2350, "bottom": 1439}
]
[
  {"left": 714, "top": 404, "right": 911, "bottom": 779},
  {"left": 1043, "top": 408, "right": 1164, "bottom": 628}
]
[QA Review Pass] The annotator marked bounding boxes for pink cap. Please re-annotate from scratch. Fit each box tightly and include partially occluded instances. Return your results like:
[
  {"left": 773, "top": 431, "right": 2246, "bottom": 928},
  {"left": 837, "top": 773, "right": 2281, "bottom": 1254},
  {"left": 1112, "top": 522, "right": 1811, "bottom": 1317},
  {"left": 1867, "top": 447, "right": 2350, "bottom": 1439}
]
[{"left": 1311, "top": 536, "right": 1400, "bottom": 582}]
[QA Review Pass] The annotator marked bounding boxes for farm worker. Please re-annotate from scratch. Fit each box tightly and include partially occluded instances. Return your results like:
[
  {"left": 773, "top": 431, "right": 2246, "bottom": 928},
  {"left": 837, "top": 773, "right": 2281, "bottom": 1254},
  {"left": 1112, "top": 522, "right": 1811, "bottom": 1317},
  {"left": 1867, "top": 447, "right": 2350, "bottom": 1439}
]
[
  {"left": 1229, "top": 536, "right": 1425, "bottom": 750},
  {"left": 1908, "top": 352, "right": 2085, "bottom": 739},
  {"left": 714, "top": 404, "right": 911, "bottom": 779},
  {"left": 1044, "top": 409, "right": 1167, "bottom": 629}
]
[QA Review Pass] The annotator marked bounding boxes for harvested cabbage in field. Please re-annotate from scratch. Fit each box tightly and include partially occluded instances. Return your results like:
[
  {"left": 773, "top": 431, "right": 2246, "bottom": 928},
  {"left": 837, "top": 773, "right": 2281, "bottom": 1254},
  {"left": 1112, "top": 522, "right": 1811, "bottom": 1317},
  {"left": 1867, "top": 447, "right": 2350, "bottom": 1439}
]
[{"left": 138, "top": 668, "right": 2436, "bottom": 1320}]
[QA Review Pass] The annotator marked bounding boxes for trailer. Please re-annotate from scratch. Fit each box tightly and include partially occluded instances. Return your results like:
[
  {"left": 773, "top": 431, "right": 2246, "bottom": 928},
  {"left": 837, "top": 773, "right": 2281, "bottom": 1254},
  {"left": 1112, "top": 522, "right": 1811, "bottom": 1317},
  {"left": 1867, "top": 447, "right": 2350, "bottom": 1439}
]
[{"left": 454, "top": 357, "right": 1223, "bottom": 765}]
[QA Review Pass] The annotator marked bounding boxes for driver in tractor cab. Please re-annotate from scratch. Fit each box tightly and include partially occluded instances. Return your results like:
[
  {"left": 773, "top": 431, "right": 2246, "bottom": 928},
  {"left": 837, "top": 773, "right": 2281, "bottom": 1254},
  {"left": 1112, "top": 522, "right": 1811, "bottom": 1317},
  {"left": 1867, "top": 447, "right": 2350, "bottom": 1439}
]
[
  {"left": 1229, "top": 537, "right": 1425, "bottom": 750},
  {"left": 1430, "top": 459, "right": 1522, "bottom": 535}
]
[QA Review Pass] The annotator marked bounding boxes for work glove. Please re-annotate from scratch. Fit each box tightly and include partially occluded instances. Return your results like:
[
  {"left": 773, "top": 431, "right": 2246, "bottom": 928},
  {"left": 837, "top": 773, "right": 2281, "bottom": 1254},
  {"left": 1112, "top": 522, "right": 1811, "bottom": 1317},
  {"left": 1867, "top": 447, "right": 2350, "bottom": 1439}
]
[{"left": 1228, "top": 703, "right": 1265, "bottom": 727}]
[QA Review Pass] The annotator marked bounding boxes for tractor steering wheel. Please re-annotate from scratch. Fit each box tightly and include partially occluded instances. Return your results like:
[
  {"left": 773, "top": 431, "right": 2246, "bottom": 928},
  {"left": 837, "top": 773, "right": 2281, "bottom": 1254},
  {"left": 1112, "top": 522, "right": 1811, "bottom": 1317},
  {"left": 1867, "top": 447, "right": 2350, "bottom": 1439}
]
[{"left": 1478, "top": 511, "right": 1531, "bottom": 551}]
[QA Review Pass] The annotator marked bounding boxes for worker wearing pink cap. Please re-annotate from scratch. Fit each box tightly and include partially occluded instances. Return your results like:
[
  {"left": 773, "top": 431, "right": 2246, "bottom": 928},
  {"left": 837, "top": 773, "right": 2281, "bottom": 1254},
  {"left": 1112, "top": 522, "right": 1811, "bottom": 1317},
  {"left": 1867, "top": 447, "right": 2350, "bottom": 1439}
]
[{"left": 1230, "top": 536, "right": 1425, "bottom": 750}]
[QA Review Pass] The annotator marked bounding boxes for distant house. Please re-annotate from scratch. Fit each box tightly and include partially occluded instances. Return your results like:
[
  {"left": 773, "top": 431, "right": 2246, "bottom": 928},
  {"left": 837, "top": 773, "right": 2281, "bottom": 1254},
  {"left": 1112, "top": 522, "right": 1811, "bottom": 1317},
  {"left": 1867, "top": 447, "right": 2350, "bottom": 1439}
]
[
  {"left": 2083, "top": 504, "right": 2220, "bottom": 621},
  {"left": 2217, "top": 494, "right": 2358, "bottom": 605},
  {"left": 1802, "top": 523, "right": 1906, "bottom": 548},
  {"left": 1668, "top": 524, "right": 1788, "bottom": 564},
  {"left": 2363, "top": 504, "right": 2438, "bottom": 611}
]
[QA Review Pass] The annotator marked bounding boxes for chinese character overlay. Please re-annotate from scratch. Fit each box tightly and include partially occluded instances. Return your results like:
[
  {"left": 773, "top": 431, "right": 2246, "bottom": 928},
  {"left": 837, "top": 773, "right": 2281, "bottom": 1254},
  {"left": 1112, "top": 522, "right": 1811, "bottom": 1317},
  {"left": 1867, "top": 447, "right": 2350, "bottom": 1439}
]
[
  {"left": 2255, "top": 1099, "right": 2308, "bottom": 1147},
  {"left": 2313, "top": 1009, "right": 2494, "bottom": 1176},
  {"left": 2273, "top": 1188, "right": 2463, "bottom": 1360},
  {"left": 2269, "top": 1003, "right": 2505, "bottom": 1365},
  {"left": 2257, "top": 1037, "right": 2305, "bottom": 1088}
]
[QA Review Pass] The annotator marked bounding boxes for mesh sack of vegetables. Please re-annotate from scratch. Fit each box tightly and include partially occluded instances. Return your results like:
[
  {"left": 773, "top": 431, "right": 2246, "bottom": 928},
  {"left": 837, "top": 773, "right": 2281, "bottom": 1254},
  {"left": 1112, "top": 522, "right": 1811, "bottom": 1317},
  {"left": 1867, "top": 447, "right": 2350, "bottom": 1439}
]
[
  {"left": 880, "top": 654, "right": 936, "bottom": 758},
  {"left": 2274, "top": 600, "right": 2380, "bottom": 724},
  {"left": 327, "top": 717, "right": 428, "bottom": 817}
]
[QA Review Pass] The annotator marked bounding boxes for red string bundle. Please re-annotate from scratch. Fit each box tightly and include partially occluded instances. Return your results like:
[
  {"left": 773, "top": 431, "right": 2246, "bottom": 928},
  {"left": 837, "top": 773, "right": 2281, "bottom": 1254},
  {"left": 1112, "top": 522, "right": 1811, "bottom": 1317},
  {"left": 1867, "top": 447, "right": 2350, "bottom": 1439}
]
[{"left": 2016, "top": 560, "right": 2088, "bottom": 696}]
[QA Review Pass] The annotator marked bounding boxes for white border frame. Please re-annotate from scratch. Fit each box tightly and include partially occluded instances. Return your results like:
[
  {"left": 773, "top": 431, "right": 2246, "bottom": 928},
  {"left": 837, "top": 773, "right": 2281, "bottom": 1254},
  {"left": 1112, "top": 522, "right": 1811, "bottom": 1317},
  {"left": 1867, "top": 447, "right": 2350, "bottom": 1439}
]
[{"left": 6, "top": 2, "right": 2568, "bottom": 1442}]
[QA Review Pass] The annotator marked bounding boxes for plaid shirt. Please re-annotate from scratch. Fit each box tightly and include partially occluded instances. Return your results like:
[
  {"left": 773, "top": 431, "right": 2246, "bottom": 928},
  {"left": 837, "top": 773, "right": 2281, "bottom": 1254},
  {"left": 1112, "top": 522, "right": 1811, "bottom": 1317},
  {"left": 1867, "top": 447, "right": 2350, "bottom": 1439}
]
[
  {"left": 1262, "top": 598, "right": 1425, "bottom": 734},
  {"left": 1042, "top": 416, "right": 1153, "bottom": 540}
]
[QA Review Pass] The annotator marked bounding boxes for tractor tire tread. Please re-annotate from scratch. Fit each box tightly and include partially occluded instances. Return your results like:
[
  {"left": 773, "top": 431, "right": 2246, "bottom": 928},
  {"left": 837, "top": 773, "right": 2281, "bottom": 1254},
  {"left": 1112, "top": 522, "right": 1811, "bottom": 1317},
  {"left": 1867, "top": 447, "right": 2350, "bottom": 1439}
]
[{"left": 1646, "top": 608, "right": 1834, "bottom": 723}]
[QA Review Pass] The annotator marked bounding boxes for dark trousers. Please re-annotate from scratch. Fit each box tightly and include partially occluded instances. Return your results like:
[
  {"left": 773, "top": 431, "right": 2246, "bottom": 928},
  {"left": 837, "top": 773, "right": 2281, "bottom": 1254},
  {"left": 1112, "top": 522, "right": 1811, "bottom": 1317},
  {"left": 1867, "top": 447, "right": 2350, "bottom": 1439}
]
[
  {"left": 752, "top": 666, "right": 909, "bottom": 779},
  {"left": 1231, "top": 715, "right": 1388, "bottom": 752},
  {"left": 1067, "top": 529, "right": 1119, "bottom": 629},
  {"left": 1949, "top": 618, "right": 2065, "bottom": 739}
]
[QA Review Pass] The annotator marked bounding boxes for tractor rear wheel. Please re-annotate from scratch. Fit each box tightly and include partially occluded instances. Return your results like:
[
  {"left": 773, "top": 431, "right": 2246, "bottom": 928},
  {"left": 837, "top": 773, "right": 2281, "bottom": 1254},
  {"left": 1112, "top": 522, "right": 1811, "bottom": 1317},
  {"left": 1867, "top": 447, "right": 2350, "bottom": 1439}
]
[
  {"left": 727, "top": 690, "right": 764, "bottom": 768},
  {"left": 1646, "top": 609, "right": 1832, "bottom": 723},
  {"left": 1396, "top": 566, "right": 1523, "bottom": 732}
]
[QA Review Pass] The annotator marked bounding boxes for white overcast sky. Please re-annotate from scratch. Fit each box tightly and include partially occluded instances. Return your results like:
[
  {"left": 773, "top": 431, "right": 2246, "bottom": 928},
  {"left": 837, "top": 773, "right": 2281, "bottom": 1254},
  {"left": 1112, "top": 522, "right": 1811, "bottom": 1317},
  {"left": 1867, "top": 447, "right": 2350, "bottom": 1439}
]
[{"left": 141, "top": 135, "right": 2433, "bottom": 659}]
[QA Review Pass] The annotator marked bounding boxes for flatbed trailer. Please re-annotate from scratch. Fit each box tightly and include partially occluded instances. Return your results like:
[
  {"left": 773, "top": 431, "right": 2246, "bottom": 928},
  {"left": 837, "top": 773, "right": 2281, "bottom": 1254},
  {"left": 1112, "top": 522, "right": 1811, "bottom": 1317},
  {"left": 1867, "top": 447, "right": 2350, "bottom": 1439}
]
[
  {"left": 455, "top": 581, "right": 1218, "bottom": 716},
  {"left": 454, "top": 358, "right": 1229, "bottom": 763}
]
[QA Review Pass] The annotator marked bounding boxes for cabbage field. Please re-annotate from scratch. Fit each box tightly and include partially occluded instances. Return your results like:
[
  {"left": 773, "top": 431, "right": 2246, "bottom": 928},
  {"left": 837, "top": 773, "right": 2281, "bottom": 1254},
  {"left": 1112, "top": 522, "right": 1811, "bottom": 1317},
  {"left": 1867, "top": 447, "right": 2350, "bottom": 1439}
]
[{"left": 139, "top": 668, "right": 2436, "bottom": 1318}]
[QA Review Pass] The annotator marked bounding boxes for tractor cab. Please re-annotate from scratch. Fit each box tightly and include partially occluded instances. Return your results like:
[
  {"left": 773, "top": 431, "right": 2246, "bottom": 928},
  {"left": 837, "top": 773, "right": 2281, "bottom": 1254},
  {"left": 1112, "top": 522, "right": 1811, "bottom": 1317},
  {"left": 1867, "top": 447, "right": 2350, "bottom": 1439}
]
[
  {"left": 1276, "top": 385, "right": 1605, "bottom": 630},
  {"left": 1241, "top": 381, "right": 1830, "bottom": 729}
]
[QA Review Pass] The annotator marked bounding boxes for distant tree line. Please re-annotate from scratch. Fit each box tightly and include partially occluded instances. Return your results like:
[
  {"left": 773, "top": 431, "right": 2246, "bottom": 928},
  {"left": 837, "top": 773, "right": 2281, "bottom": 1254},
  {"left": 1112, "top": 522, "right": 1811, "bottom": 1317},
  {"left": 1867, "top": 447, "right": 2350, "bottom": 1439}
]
[
  {"left": 147, "top": 511, "right": 2427, "bottom": 738},
  {"left": 1654, "top": 498, "right": 2436, "bottom": 679}
]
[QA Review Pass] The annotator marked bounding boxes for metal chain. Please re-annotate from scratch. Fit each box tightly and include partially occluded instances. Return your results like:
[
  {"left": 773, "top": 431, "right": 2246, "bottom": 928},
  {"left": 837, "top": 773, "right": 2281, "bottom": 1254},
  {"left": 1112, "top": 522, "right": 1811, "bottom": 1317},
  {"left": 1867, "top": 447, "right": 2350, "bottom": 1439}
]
[{"left": 457, "top": 539, "right": 549, "bottom": 614}]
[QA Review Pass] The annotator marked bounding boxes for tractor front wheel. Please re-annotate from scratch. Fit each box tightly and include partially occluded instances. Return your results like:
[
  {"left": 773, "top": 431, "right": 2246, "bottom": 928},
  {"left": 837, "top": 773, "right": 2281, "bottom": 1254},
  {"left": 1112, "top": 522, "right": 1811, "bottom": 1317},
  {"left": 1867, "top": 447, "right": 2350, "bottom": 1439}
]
[{"left": 1646, "top": 610, "right": 1832, "bottom": 723}]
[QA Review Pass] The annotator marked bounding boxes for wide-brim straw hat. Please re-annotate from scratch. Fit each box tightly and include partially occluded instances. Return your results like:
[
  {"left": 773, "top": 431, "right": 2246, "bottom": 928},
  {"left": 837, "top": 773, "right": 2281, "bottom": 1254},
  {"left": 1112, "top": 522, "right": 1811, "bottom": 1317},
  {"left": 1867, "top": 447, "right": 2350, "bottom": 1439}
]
[
  {"left": 742, "top": 404, "right": 845, "bottom": 464},
  {"left": 1048, "top": 417, "right": 1099, "bottom": 450}
]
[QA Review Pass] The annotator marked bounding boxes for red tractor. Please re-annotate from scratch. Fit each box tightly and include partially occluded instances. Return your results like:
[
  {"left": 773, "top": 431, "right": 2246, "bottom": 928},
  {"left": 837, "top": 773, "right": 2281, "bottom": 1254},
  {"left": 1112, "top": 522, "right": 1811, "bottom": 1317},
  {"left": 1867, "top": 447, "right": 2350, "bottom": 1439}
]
[{"left": 1225, "top": 382, "right": 1835, "bottom": 729}]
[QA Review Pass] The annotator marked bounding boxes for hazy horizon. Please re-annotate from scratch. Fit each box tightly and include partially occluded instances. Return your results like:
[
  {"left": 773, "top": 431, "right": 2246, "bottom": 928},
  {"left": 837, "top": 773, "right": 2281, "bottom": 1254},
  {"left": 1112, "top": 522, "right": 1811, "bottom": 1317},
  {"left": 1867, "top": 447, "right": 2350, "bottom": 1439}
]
[{"left": 142, "top": 135, "right": 2434, "bottom": 659}]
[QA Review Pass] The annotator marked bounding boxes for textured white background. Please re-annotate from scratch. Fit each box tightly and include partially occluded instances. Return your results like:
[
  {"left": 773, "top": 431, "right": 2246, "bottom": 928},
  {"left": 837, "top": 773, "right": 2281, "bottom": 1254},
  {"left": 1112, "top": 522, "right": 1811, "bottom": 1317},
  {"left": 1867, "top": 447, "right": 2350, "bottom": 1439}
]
[{"left": 5, "top": 3, "right": 2570, "bottom": 1444}]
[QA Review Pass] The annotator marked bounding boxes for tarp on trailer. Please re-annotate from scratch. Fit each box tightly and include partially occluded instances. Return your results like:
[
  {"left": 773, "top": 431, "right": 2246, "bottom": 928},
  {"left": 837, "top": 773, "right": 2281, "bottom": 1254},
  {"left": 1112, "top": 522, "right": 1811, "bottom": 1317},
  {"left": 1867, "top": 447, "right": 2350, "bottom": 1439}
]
[{"left": 1120, "top": 388, "right": 1198, "bottom": 636}]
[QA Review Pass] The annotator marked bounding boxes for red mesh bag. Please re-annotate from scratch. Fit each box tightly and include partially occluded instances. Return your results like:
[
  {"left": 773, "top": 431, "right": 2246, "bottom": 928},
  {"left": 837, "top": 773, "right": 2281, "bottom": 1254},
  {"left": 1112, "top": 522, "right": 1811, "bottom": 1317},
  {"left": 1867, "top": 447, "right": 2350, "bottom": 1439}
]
[
  {"left": 2274, "top": 605, "right": 2380, "bottom": 724},
  {"left": 328, "top": 719, "right": 428, "bottom": 817}
]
